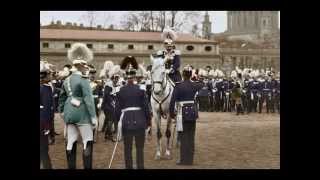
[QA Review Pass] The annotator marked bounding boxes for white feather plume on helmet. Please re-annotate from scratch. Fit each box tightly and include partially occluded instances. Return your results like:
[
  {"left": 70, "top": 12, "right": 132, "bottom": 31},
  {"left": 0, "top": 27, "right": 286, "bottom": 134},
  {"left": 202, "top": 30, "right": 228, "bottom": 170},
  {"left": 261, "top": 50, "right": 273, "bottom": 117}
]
[
  {"left": 161, "top": 27, "right": 178, "bottom": 42},
  {"left": 198, "top": 68, "right": 208, "bottom": 77},
  {"left": 249, "top": 70, "right": 255, "bottom": 78},
  {"left": 108, "top": 65, "right": 121, "bottom": 78},
  {"left": 219, "top": 70, "right": 225, "bottom": 78},
  {"left": 242, "top": 68, "right": 248, "bottom": 78},
  {"left": 103, "top": 61, "right": 114, "bottom": 71},
  {"left": 40, "top": 61, "right": 53, "bottom": 72},
  {"left": 67, "top": 43, "right": 93, "bottom": 65},
  {"left": 209, "top": 69, "right": 218, "bottom": 78},
  {"left": 136, "top": 64, "right": 147, "bottom": 77},
  {"left": 231, "top": 70, "right": 237, "bottom": 78},
  {"left": 99, "top": 61, "right": 114, "bottom": 78}
]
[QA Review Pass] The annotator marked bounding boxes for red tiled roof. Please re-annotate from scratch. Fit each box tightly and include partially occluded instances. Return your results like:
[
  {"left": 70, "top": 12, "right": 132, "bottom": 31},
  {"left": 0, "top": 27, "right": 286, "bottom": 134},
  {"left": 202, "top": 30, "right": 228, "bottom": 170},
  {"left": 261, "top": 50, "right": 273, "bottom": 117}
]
[{"left": 40, "top": 28, "right": 216, "bottom": 43}]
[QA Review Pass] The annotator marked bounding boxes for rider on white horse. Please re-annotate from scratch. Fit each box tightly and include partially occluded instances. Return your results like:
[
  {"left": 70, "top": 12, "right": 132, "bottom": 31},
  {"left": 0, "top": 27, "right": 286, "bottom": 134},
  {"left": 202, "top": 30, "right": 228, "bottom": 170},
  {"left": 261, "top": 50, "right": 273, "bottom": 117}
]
[{"left": 157, "top": 27, "right": 182, "bottom": 83}]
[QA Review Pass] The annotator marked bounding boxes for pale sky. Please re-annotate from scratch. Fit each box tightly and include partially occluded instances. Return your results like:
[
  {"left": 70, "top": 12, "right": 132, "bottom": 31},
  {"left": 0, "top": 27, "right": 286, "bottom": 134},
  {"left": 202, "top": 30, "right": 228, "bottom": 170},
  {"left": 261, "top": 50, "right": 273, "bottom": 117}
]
[{"left": 40, "top": 11, "right": 279, "bottom": 33}]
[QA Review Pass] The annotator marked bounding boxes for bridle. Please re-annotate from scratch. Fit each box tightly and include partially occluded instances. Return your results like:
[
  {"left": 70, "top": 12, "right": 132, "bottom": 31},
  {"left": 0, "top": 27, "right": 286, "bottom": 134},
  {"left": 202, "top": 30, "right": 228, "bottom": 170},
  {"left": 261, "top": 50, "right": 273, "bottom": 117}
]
[{"left": 151, "top": 67, "right": 174, "bottom": 119}]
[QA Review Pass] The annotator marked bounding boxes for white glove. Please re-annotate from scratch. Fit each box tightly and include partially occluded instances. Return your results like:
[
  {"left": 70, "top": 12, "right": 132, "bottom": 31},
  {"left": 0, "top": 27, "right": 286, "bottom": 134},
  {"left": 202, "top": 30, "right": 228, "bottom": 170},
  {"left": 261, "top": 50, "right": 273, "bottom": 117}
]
[
  {"left": 97, "top": 98, "right": 103, "bottom": 109},
  {"left": 44, "top": 130, "right": 50, "bottom": 135},
  {"left": 91, "top": 117, "right": 98, "bottom": 130}
]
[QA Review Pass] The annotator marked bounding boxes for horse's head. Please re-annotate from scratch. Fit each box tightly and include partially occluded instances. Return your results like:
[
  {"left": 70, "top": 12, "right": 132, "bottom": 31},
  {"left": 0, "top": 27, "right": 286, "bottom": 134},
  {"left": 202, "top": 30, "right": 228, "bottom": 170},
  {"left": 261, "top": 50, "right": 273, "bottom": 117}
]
[{"left": 150, "top": 55, "right": 166, "bottom": 95}]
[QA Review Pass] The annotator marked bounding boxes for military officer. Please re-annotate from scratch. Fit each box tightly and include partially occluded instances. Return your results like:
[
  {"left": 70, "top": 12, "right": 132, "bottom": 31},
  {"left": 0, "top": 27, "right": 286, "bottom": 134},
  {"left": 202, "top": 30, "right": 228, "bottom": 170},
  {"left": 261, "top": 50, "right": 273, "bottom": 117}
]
[
  {"left": 248, "top": 72, "right": 261, "bottom": 113},
  {"left": 169, "top": 65, "right": 204, "bottom": 165},
  {"left": 102, "top": 65, "right": 122, "bottom": 142},
  {"left": 231, "top": 74, "right": 244, "bottom": 115},
  {"left": 215, "top": 70, "right": 224, "bottom": 112},
  {"left": 259, "top": 74, "right": 272, "bottom": 113},
  {"left": 242, "top": 72, "right": 251, "bottom": 113},
  {"left": 58, "top": 43, "right": 97, "bottom": 169},
  {"left": 197, "top": 69, "right": 211, "bottom": 112},
  {"left": 115, "top": 56, "right": 152, "bottom": 169},
  {"left": 157, "top": 27, "right": 182, "bottom": 83},
  {"left": 40, "top": 60, "right": 54, "bottom": 169}
]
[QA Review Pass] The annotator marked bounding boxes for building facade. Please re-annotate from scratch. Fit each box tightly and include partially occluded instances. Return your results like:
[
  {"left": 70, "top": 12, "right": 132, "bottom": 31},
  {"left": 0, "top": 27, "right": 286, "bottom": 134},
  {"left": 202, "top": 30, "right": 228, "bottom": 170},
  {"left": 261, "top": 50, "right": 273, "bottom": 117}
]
[
  {"left": 40, "top": 23, "right": 220, "bottom": 70},
  {"left": 201, "top": 11, "right": 280, "bottom": 72}
]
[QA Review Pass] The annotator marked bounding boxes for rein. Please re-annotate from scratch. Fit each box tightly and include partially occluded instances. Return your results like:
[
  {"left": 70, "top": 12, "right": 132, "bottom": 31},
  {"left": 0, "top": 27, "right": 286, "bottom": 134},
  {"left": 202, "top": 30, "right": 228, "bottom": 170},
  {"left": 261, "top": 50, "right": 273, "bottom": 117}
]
[{"left": 151, "top": 74, "right": 173, "bottom": 119}]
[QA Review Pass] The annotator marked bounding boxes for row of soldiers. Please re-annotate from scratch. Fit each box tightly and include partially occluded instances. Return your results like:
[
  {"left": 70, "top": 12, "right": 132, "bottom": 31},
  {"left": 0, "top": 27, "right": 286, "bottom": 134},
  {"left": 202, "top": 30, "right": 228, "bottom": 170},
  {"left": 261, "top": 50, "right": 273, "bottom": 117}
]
[{"left": 194, "top": 66, "right": 280, "bottom": 115}]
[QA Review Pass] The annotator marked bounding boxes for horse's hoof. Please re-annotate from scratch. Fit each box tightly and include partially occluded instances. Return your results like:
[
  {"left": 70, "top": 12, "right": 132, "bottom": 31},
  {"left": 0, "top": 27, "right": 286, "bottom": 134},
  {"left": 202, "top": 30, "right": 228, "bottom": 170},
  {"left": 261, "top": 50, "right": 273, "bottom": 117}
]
[
  {"left": 164, "top": 151, "right": 172, "bottom": 160},
  {"left": 155, "top": 152, "right": 161, "bottom": 160}
]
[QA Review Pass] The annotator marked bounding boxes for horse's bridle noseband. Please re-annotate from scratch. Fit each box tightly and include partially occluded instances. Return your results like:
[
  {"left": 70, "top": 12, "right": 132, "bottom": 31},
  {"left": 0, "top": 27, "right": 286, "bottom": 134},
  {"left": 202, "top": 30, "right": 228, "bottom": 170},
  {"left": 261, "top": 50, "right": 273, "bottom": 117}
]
[{"left": 152, "top": 74, "right": 168, "bottom": 95}]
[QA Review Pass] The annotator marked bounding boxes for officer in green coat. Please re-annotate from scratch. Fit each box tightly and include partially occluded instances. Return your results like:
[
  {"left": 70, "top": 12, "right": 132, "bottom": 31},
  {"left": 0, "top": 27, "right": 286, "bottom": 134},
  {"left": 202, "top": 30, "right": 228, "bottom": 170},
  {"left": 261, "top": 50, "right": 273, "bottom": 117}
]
[{"left": 58, "top": 43, "right": 98, "bottom": 169}]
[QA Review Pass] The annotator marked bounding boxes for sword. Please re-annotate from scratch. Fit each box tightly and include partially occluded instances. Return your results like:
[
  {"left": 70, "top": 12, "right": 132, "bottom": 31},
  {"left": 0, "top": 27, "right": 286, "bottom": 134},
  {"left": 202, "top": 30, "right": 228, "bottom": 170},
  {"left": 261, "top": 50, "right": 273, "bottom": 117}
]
[{"left": 108, "top": 128, "right": 120, "bottom": 169}]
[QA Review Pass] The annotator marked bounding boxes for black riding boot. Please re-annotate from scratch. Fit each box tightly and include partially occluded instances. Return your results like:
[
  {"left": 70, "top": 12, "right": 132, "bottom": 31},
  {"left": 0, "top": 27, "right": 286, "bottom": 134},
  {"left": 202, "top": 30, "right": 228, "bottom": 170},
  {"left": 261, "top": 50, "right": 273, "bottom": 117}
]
[
  {"left": 236, "top": 104, "right": 241, "bottom": 115},
  {"left": 83, "top": 141, "right": 93, "bottom": 169},
  {"left": 66, "top": 141, "right": 77, "bottom": 169}
]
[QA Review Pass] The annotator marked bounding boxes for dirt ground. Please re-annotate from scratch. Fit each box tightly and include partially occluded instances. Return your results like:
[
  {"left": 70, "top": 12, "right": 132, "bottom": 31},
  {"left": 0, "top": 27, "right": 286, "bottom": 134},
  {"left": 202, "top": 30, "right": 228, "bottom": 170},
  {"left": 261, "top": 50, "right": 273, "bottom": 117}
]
[{"left": 48, "top": 111, "right": 280, "bottom": 169}]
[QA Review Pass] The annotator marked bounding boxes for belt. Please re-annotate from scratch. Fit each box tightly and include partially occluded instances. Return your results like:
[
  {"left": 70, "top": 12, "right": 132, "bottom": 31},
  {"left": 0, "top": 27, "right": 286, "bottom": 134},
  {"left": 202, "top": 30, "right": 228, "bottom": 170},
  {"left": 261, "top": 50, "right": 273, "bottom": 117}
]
[
  {"left": 263, "top": 89, "right": 271, "bottom": 91},
  {"left": 176, "top": 101, "right": 195, "bottom": 132},
  {"left": 118, "top": 107, "right": 142, "bottom": 132},
  {"left": 93, "top": 95, "right": 99, "bottom": 98},
  {"left": 178, "top": 100, "right": 195, "bottom": 106}
]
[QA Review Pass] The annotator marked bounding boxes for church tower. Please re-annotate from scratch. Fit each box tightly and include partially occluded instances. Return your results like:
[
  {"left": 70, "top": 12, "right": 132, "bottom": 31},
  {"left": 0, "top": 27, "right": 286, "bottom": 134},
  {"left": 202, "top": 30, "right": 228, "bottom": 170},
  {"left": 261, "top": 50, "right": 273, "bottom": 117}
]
[{"left": 202, "top": 11, "right": 212, "bottom": 39}]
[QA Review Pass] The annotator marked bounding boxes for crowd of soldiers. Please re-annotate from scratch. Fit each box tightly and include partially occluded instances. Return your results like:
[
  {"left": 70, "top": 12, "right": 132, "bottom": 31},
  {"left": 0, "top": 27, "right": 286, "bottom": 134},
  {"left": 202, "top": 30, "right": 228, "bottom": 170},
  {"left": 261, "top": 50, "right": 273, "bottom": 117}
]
[
  {"left": 194, "top": 66, "right": 280, "bottom": 115},
  {"left": 40, "top": 27, "right": 280, "bottom": 169}
]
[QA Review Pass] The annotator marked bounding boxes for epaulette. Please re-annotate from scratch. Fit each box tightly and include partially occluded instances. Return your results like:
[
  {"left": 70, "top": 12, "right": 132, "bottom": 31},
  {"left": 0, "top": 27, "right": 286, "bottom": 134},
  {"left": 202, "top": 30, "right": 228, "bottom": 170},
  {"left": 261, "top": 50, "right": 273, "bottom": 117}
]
[{"left": 156, "top": 50, "right": 164, "bottom": 56}]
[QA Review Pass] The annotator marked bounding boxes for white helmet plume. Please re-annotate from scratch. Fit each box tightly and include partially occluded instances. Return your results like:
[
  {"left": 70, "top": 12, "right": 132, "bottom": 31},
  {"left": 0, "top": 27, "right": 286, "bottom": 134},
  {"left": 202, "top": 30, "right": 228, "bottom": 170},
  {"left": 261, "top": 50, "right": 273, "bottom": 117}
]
[
  {"left": 67, "top": 43, "right": 93, "bottom": 64},
  {"left": 161, "top": 27, "right": 178, "bottom": 41}
]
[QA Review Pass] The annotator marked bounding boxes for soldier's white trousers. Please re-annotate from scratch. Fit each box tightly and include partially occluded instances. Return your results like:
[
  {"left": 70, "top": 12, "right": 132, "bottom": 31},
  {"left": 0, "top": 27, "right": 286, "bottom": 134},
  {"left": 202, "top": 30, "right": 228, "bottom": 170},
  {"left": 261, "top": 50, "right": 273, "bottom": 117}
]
[{"left": 66, "top": 124, "right": 93, "bottom": 151}]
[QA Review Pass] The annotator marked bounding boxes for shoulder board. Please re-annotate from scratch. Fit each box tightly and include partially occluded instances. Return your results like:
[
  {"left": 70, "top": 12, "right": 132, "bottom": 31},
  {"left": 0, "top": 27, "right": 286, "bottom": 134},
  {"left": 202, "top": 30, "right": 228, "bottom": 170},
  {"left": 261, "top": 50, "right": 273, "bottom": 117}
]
[
  {"left": 139, "top": 84, "right": 146, "bottom": 91},
  {"left": 174, "top": 50, "right": 181, "bottom": 55}
]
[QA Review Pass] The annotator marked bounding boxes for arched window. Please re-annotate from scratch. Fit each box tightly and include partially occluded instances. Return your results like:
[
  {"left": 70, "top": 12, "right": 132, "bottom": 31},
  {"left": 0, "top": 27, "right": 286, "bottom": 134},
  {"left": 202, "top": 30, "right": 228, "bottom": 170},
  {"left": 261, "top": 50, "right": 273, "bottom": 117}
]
[
  {"left": 128, "top": 44, "right": 134, "bottom": 49},
  {"left": 205, "top": 46, "right": 212, "bottom": 51},
  {"left": 186, "top": 45, "right": 194, "bottom": 51}
]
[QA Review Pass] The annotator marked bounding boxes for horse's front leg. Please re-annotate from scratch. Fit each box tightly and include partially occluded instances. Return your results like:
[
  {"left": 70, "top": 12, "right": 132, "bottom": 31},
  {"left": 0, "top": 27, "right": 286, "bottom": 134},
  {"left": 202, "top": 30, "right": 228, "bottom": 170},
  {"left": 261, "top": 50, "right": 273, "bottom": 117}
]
[
  {"left": 164, "top": 116, "right": 173, "bottom": 159},
  {"left": 155, "top": 112, "right": 162, "bottom": 160}
]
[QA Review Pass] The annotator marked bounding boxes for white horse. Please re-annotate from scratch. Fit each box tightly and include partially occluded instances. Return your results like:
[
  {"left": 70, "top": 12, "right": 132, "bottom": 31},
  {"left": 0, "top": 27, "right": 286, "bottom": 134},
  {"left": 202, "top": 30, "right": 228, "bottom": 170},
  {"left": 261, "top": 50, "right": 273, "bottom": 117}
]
[{"left": 150, "top": 55, "right": 175, "bottom": 160}]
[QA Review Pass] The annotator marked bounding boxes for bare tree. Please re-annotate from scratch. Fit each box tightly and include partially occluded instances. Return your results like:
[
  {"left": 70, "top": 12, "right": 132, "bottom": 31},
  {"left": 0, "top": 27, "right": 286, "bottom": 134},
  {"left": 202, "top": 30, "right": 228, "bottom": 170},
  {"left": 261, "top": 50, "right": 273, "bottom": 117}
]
[
  {"left": 159, "top": 11, "right": 166, "bottom": 31},
  {"left": 170, "top": 11, "right": 178, "bottom": 27},
  {"left": 118, "top": 11, "right": 203, "bottom": 33},
  {"left": 101, "top": 12, "right": 114, "bottom": 28},
  {"left": 150, "top": 11, "right": 154, "bottom": 31},
  {"left": 80, "top": 11, "right": 100, "bottom": 28}
]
